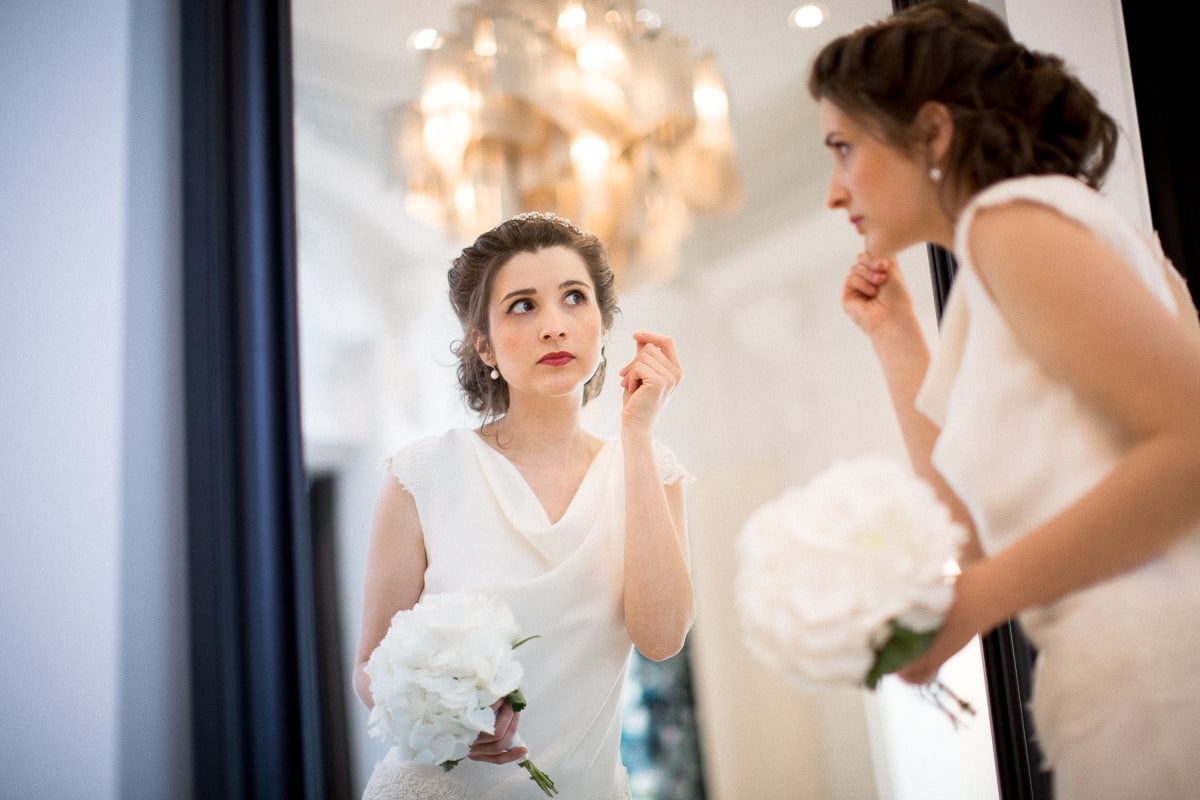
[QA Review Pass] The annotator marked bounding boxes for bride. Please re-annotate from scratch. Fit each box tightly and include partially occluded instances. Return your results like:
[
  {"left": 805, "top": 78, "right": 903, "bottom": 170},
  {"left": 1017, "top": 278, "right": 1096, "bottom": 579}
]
[
  {"left": 811, "top": 2, "right": 1200, "bottom": 797},
  {"left": 353, "top": 212, "right": 694, "bottom": 799}
]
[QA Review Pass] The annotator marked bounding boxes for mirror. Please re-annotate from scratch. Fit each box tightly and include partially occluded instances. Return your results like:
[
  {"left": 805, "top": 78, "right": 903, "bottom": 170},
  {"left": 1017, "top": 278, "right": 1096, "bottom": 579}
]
[{"left": 290, "top": 1, "right": 1001, "bottom": 797}]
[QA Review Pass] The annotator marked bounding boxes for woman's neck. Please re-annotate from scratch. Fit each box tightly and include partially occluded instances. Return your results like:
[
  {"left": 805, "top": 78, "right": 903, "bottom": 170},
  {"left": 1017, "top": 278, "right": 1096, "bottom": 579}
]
[{"left": 482, "top": 394, "right": 589, "bottom": 454}]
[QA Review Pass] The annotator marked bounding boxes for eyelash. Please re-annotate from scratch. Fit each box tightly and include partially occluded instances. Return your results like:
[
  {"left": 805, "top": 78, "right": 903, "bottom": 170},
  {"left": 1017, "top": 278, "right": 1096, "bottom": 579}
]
[{"left": 506, "top": 290, "right": 588, "bottom": 315}]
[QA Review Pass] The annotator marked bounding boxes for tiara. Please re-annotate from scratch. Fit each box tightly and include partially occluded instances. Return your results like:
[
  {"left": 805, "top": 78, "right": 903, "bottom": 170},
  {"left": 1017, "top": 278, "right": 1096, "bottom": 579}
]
[{"left": 500, "top": 210, "right": 584, "bottom": 234}]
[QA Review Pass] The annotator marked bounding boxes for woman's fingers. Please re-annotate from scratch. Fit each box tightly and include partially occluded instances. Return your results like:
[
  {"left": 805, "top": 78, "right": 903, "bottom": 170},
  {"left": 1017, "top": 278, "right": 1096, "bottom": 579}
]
[
  {"left": 851, "top": 252, "right": 891, "bottom": 284},
  {"left": 845, "top": 271, "right": 882, "bottom": 299},
  {"left": 897, "top": 653, "right": 940, "bottom": 686},
  {"left": 844, "top": 254, "right": 889, "bottom": 304},
  {"left": 632, "top": 330, "right": 680, "bottom": 368},
  {"left": 468, "top": 703, "right": 527, "bottom": 764},
  {"left": 620, "top": 332, "right": 682, "bottom": 397},
  {"left": 897, "top": 568, "right": 998, "bottom": 687}
]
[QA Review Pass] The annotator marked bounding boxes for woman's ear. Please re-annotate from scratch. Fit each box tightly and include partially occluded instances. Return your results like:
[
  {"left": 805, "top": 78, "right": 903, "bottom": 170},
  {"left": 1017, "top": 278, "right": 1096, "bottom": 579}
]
[
  {"left": 474, "top": 332, "right": 493, "bottom": 366},
  {"left": 916, "top": 101, "right": 955, "bottom": 167}
]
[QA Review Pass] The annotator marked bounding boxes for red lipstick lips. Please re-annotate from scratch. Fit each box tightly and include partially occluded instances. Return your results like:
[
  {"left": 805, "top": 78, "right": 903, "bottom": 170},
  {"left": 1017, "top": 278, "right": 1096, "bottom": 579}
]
[{"left": 538, "top": 351, "right": 574, "bottom": 366}]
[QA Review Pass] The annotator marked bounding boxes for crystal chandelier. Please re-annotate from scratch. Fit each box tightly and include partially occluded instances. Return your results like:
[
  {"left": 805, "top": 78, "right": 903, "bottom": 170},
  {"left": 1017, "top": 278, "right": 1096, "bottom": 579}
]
[{"left": 392, "top": 0, "right": 743, "bottom": 287}]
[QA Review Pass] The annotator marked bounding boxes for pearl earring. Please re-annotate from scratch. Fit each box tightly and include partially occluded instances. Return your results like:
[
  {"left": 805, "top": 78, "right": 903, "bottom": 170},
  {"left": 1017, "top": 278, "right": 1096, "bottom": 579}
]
[
  {"left": 929, "top": 167, "right": 943, "bottom": 183},
  {"left": 490, "top": 367, "right": 499, "bottom": 380}
]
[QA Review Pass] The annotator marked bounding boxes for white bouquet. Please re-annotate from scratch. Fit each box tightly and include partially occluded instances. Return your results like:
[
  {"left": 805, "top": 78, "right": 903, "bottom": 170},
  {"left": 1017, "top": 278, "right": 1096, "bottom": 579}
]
[
  {"left": 365, "top": 592, "right": 558, "bottom": 795},
  {"left": 736, "top": 456, "right": 974, "bottom": 723}
]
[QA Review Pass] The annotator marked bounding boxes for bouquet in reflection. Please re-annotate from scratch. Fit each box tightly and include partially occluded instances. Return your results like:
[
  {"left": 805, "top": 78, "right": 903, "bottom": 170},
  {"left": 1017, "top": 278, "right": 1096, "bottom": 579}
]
[
  {"left": 735, "top": 456, "right": 975, "bottom": 726},
  {"left": 365, "top": 592, "right": 558, "bottom": 796}
]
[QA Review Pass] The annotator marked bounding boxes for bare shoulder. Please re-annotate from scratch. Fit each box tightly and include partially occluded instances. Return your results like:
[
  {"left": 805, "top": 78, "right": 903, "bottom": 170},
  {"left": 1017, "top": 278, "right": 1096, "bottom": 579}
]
[
  {"left": 963, "top": 197, "right": 1200, "bottom": 430},
  {"left": 966, "top": 200, "right": 1101, "bottom": 282},
  {"left": 371, "top": 472, "right": 424, "bottom": 543},
  {"left": 963, "top": 199, "right": 1137, "bottom": 333}
]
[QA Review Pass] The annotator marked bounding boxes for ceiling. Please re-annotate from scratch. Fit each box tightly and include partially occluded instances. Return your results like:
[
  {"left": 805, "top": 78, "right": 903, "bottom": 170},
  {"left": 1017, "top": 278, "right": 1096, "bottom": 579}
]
[
  {"left": 290, "top": 1, "right": 887, "bottom": 116},
  {"left": 290, "top": 0, "right": 892, "bottom": 261}
]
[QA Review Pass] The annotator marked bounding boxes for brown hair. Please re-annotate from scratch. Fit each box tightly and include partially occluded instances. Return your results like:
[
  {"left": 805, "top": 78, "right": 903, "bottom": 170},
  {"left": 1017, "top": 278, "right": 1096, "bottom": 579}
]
[
  {"left": 447, "top": 213, "right": 619, "bottom": 419},
  {"left": 808, "top": 0, "right": 1118, "bottom": 197}
]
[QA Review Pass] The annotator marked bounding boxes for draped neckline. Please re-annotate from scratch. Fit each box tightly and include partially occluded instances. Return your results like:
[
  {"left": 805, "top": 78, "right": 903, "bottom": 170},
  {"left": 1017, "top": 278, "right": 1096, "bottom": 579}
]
[{"left": 463, "top": 428, "right": 614, "bottom": 531}]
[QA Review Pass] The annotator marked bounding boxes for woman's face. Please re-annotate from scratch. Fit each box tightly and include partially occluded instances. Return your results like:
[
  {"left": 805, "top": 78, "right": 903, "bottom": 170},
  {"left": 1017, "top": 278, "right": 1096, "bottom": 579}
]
[
  {"left": 819, "top": 99, "right": 951, "bottom": 255},
  {"left": 483, "top": 246, "right": 604, "bottom": 404}
]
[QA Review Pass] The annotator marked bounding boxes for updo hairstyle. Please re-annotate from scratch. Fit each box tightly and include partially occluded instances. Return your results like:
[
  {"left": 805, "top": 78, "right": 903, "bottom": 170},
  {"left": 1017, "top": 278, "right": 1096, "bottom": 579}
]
[
  {"left": 808, "top": 0, "right": 1118, "bottom": 199},
  {"left": 447, "top": 213, "right": 619, "bottom": 419}
]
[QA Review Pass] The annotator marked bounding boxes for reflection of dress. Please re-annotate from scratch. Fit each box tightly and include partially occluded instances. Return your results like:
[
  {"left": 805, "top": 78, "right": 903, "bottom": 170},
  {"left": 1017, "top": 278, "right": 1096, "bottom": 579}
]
[
  {"left": 918, "top": 175, "right": 1200, "bottom": 798},
  {"left": 363, "top": 428, "right": 690, "bottom": 800}
]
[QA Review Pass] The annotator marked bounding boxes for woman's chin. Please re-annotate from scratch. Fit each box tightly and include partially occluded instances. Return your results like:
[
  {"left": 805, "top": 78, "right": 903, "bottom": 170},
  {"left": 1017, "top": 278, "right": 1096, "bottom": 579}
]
[{"left": 864, "top": 236, "right": 912, "bottom": 261}]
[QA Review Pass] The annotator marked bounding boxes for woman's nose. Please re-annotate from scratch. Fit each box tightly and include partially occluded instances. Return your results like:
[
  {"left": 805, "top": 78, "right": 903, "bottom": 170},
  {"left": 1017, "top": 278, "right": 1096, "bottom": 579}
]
[
  {"left": 540, "top": 314, "right": 567, "bottom": 340},
  {"left": 826, "top": 173, "right": 847, "bottom": 209}
]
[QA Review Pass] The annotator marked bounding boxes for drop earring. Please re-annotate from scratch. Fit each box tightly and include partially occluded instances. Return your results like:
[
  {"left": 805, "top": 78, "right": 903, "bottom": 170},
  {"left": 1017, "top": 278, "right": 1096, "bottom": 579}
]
[{"left": 490, "top": 367, "right": 499, "bottom": 380}]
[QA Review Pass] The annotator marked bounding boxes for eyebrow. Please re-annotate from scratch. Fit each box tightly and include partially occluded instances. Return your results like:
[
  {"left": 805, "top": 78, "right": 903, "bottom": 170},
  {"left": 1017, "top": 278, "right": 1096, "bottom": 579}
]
[{"left": 498, "top": 279, "right": 590, "bottom": 305}]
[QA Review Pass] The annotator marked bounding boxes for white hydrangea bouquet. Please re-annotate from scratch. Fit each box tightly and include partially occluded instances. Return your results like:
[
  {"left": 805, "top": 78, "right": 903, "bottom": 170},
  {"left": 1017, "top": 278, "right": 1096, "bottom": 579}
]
[
  {"left": 365, "top": 592, "right": 558, "bottom": 796},
  {"left": 736, "top": 456, "right": 975, "bottom": 725}
]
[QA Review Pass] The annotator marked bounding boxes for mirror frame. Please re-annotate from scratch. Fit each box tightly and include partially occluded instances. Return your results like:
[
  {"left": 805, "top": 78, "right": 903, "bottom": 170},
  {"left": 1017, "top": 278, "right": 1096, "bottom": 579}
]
[
  {"left": 183, "top": 0, "right": 1192, "bottom": 796},
  {"left": 181, "top": 0, "right": 326, "bottom": 796}
]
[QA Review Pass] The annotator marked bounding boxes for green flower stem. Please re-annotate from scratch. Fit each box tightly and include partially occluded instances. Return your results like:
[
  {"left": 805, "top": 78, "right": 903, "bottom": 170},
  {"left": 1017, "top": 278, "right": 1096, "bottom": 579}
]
[
  {"left": 504, "top": 689, "right": 527, "bottom": 713},
  {"left": 505, "top": 688, "right": 558, "bottom": 795},
  {"left": 866, "top": 620, "right": 977, "bottom": 729},
  {"left": 519, "top": 758, "right": 559, "bottom": 797},
  {"left": 865, "top": 619, "right": 938, "bottom": 689}
]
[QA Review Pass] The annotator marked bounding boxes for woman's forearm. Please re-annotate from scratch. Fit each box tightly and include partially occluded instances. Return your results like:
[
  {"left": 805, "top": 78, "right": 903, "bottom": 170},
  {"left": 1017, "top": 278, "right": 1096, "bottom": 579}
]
[
  {"left": 621, "top": 431, "right": 694, "bottom": 661},
  {"left": 969, "top": 430, "right": 1200, "bottom": 625},
  {"left": 870, "top": 315, "right": 983, "bottom": 561}
]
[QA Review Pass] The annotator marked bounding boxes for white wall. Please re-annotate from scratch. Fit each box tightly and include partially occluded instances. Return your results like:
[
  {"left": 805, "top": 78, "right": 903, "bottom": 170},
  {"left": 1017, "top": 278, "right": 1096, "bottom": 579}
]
[
  {"left": 1004, "top": 0, "right": 1149, "bottom": 229},
  {"left": 0, "top": 2, "right": 189, "bottom": 797}
]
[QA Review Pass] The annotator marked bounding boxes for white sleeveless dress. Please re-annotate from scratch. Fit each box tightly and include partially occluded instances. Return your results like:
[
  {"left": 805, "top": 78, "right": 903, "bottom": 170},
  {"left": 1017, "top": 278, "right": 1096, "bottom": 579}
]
[
  {"left": 362, "top": 428, "right": 691, "bottom": 800},
  {"left": 917, "top": 175, "right": 1200, "bottom": 798}
]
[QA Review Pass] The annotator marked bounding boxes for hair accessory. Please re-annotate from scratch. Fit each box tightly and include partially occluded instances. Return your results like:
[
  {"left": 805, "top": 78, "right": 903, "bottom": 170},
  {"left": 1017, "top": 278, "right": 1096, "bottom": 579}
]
[
  {"left": 490, "top": 367, "right": 500, "bottom": 380},
  {"left": 500, "top": 211, "right": 584, "bottom": 235},
  {"left": 929, "top": 167, "right": 943, "bottom": 183}
]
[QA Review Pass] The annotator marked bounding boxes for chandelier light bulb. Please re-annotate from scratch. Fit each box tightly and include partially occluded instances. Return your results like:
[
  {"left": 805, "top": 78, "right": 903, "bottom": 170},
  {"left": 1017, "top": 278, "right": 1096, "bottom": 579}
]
[
  {"left": 408, "top": 28, "right": 443, "bottom": 51},
  {"left": 557, "top": 3, "right": 588, "bottom": 48},
  {"left": 570, "top": 133, "right": 611, "bottom": 178},
  {"left": 419, "top": 80, "right": 471, "bottom": 115},
  {"left": 473, "top": 18, "right": 497, "bottom": 57},
  {"left": 423, "top": 109, "right": 472, "bottom": 175},
  {"left": 576, "top": 39, "right": 626, "bottom": 75},
  {"left": 693, "top": 84, "right": 729, "bottom": 121}
]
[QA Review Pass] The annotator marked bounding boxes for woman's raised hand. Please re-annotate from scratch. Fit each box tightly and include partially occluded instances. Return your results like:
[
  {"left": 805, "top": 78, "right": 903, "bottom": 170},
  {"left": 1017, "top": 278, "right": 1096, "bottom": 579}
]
[
  {"left": 618, "top": 331, "right": 682, "bottom": 434},
  {"left": 842, "top": 252, "right": 916, "bottom": 336}
]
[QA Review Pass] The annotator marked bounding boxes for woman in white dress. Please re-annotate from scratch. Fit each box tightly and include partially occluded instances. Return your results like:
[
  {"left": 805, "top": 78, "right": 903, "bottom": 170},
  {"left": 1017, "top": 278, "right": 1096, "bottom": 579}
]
[
  {"left": 353, "top": 212, "right": 695, "bottom": 799},
  {"left": 809, "top": 2, "right": 1200, "bottom": 797}
]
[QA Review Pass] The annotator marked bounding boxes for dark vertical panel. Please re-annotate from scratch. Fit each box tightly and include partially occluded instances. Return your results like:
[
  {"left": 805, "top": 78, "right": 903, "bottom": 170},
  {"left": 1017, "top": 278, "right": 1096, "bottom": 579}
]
[
  {"left": 309, "top": 474, "right": 354, "bottom": 800},
  {"left": 925, "top": 243, "right": 958, "bottom": 321},
  {"left": 978, "top": 621, "right": 1049, "bottom": 800},
  {"left": 1123, "top": 2, "right": 1199, "bottom": 311},
  {"left": 182, "top": 0, "right": 323, "bottom": 797}
]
